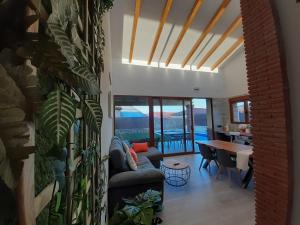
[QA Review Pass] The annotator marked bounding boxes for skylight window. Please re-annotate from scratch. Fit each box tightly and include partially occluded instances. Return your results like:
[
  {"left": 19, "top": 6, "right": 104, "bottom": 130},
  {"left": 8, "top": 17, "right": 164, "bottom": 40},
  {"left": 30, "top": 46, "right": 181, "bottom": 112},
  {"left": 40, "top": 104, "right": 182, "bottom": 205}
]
[{"left": 122, "top": 58, "right": 219, "bottom": 73}]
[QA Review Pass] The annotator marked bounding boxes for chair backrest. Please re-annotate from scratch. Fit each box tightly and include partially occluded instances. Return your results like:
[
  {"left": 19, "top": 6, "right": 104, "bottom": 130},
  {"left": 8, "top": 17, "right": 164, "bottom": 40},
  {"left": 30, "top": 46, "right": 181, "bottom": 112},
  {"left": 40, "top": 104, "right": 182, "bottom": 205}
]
[
  {"left": 216, "top": 149, "right": 236, "bottom": 168},
  {"left": 197, "top": 143, "right": 214, "bottom": 160},
  {"left": 216, "top": 132, "right": 231, "bottom": 142}
]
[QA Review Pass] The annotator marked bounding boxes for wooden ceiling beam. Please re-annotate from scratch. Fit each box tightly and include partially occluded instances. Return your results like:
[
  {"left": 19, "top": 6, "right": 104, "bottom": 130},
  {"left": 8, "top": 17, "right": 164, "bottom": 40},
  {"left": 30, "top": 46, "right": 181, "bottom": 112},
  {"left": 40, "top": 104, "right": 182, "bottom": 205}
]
[
  {"left": 129, "top": 0, "right": 142, "bottom": 63},
  {"left": 196, "top": 15, "right": 242, "bottom": 69},
  {"left": 148, "top": 0, "right": 173, "bottom": 65},
  {"left": 211, "top": 35, "right": 244, "bottom": 70},
  {"left": 181, "top": 0, "right": 231, "bottom": 68},
  {"left": 165, "top": 0, "right": 204, "bottom": 67}
]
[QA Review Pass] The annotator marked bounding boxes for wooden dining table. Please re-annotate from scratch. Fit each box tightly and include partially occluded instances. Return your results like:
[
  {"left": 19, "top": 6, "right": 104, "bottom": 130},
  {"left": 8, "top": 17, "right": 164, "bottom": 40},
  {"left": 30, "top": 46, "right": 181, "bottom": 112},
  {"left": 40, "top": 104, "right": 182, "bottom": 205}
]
[
  {"left": 196, "top": 140, "right": 253, "bottom": 188},
  {"left": 196, "top": 140, "right": 253, "bottom": 154}
]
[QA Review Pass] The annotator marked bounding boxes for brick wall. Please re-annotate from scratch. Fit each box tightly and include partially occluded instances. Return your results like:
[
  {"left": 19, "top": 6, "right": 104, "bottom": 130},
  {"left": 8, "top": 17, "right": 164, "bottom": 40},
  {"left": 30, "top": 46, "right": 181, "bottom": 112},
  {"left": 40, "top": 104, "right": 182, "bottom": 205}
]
[{"left": 240, "top": 0, "right": 293, "bottom": 225}]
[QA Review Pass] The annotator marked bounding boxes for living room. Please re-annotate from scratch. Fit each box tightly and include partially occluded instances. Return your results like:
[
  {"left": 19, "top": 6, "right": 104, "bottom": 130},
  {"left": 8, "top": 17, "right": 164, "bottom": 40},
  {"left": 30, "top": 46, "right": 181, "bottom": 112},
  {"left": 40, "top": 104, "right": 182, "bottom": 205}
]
[
  {"left": 104, "top": 0, "right": 297, "bottom": 225},
  {"left": 107, "top": 0, "right": 253, "bottom": 224}
]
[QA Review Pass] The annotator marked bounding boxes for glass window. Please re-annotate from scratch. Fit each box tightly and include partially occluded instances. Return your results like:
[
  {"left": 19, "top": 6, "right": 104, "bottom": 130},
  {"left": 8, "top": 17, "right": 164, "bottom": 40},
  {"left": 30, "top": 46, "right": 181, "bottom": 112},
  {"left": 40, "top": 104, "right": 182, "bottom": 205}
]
[
  {"left": 229, "top": 96, "right": 250, "bottom": 124},
  {"left": 114, "top": 96, "right": 150, "bottom": 143},
  {"left": 233, "top": 101, "right": 246, "bottom": 123}
]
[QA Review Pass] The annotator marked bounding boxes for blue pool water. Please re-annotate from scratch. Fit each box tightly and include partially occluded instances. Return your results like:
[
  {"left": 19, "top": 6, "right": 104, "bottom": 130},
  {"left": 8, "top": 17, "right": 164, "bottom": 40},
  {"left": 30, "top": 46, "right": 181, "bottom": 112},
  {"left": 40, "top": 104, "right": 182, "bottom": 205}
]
[{"left": 194, "top": 133, "right": 209, "bottom": 141}]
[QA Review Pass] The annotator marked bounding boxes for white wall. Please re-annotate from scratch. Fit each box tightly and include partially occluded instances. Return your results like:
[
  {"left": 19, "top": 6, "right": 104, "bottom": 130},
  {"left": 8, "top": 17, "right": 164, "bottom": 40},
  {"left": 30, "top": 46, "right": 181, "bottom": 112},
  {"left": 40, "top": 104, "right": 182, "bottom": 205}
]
[
  {"left": 100, "top": 12, "right": 113, "bottom": 225},
  {"left": 221, "top": 48, "right": 249, "bottom": 98},
  {"left": 212, "top": 98, "right": 230, "bottom": 130},
  {"left": 273, "top": 1, "right": 300, "bottom": 225},
  {"left": 111, "top": 61, "right": 228, "bottom": 98},
  {"left": 111, "top": 49, "right": 250, "bottom": 99}
]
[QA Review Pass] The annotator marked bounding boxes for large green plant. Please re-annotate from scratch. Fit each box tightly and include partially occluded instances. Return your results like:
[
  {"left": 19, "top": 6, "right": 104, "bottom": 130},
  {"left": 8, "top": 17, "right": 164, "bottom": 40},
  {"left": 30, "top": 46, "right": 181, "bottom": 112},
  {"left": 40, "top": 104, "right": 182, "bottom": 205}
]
[
  {"left": 30, "top": 0, "right": 114, "bottom": 224},
  {"left": 30, "top": 0, "right": 105, "bottom": 147},
  {"left": 109, "top": 190, "right": 162, "bottom": 225},
  {"left": 40, "top": 89, "right": 76, "bottom": 146}
]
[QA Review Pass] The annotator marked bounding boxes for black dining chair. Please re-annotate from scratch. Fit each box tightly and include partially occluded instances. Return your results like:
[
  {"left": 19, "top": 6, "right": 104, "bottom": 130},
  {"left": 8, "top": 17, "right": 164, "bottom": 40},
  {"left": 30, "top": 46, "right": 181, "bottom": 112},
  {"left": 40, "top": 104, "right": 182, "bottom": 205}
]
[
  {"left": 197, "top": 143, "right": 218, "bottom": 174},
  {"left": 216, "top": 149, "right": 240, "bottom": 186},
  {"left": 215, "top": 132, "right": 231, "bottom": 142}
]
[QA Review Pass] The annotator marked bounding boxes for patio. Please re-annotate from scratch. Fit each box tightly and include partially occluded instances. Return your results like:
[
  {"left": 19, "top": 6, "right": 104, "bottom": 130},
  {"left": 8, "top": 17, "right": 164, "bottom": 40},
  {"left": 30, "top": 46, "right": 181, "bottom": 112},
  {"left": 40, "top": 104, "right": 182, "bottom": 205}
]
[{"left": 115, "top": 126, "right": 209, "bottom": 155}]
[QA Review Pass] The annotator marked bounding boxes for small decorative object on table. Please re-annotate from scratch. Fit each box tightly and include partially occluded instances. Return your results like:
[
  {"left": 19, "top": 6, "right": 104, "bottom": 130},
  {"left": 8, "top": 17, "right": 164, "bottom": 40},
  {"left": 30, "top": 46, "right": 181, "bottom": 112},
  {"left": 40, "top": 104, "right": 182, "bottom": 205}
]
[{"left": 161, "top": 159, "right": 191, "bottom": 187}]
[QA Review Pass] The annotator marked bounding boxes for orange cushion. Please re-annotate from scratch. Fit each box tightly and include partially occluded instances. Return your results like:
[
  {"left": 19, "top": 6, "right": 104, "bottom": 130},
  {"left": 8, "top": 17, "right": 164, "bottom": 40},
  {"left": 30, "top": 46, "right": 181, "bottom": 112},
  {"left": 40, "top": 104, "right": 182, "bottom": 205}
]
[
  {"left": 132, "top": 142, "right": 148, "bottom": 153},
  {"left": 130, "top": 148, "right": 138, "bottom": 162}
]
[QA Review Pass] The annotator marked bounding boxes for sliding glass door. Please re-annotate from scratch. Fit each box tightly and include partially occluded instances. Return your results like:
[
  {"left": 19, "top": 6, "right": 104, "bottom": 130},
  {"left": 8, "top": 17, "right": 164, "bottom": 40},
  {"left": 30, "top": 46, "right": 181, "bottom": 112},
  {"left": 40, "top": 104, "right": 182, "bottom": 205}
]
[
  {"left": 114, "top": 96, "right": 213, "bottom": 156},
  {"left": 192, "top": 99, "right": 213, "bottom": 152},
  {"left": 161, "top": 99, "right": 186, "bottom": 154},
  {"left": 152, "top": 98, "right": 195, "bottom": 155}
]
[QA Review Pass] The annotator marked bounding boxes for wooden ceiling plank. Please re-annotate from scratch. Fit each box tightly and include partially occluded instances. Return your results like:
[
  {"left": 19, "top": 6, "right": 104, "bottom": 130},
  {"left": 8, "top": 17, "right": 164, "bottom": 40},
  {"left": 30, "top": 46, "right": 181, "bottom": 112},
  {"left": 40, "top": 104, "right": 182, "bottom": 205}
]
[
  {"left": 181, "top": 0, "right": 231, "bottom": 68},
  {"left": 196, "top": 15, "right": 242, "bottom": 69},
  {"left": 165, "top": 0, "right": 204, "bottom": 67},
  {"left": 211, "top": 36, "right": 244, "bottom": 70},
  {"left": 148, "top": 0, "right": 173, "bottom": 65},
  {"left": 129, "top": 0, "right": 142, "bottom": 63}
]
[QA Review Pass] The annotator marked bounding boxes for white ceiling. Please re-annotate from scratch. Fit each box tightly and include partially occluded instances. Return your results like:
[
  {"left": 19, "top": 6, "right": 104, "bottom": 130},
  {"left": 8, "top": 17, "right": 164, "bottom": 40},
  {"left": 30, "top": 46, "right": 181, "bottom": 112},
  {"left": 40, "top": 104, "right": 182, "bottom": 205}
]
[{"left": 110, "top": 0, "right": 243, "bottom": 71}]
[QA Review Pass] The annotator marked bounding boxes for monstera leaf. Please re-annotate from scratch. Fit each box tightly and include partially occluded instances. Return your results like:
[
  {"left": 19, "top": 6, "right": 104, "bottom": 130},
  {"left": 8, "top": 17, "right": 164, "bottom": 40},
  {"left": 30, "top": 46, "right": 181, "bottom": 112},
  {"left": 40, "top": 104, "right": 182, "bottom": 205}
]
[
  {"left": 83, "top": 99, "right": 103, "bottom": 132},
  {"left": 40, "top": 89, "right": 76, "bottom": 146}
]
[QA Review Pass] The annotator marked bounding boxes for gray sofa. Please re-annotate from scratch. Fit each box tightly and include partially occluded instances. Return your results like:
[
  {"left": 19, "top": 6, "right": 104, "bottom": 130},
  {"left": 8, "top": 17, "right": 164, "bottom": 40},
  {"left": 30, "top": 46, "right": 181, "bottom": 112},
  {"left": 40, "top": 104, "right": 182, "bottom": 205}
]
[{"left": 108, "top": 136, "right": 164, "bottom": 216}]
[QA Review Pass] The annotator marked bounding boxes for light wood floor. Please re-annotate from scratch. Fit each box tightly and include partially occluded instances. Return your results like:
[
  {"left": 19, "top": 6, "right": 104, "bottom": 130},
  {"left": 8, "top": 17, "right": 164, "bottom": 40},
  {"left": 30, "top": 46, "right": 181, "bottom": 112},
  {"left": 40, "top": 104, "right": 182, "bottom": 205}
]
[{"left": 159, "top": 154, "right": 255, "bottom": 225}]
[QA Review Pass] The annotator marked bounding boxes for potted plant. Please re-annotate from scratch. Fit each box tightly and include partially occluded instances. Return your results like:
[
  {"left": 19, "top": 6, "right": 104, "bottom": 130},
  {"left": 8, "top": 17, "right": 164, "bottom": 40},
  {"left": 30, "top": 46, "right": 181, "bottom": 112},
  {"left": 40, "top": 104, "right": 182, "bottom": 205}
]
[{"left": 109, "top": 190, "right": 163, "bottom": 225}]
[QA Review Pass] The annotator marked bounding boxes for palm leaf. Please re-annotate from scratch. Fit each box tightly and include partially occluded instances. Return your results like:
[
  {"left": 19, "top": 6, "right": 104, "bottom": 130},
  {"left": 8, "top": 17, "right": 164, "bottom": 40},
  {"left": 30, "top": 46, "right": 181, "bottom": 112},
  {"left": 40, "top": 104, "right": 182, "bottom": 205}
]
[
  {"left": 83, "top": 99, "right": 103, "bottom": 132},
  {"left": 40, "top": 89, "right": 76, "bottom": 146},
  {"left": 71, "top": 64, "right": 100, "bottom": 94}
]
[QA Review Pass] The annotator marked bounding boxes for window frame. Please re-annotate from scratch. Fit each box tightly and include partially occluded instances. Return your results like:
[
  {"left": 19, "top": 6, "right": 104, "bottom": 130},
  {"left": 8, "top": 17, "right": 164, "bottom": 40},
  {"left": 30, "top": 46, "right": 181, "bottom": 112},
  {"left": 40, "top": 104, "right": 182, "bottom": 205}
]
[{"left": 229, "top": 95, "right": 250, "bottom": 124}]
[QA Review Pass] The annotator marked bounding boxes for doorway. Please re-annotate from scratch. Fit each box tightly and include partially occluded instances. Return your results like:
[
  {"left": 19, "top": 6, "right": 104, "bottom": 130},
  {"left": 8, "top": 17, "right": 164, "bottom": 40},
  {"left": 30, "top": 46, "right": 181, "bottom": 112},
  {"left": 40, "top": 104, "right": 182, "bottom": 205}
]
[
  {"left": 152, "top": 97, "right": 194, "bottom": 156},
  {"left": 114, "top": 95, "right": 215, "bottom": 156}
]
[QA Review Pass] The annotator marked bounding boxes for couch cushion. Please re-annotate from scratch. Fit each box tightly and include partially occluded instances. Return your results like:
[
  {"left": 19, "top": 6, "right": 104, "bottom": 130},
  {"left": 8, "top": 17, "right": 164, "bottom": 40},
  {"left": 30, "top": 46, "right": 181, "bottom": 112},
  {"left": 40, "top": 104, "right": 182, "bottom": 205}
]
[
  {"left": 137, "top": 155, "right": 155, "bottom": 170},
  {"left": 110, "top": 136, "right": 124, "bottom": 150},
  {"left": 137, "top": 147, "right": 163, "bottom": 162},
  {"left": 123, "top": 142, "right": 137, "bottom": 171},
  {"left": 108, "top": 168, "right": 164, "bottom": 189},
  {"left": 130, "top": 148, "right": 138, "bottom": 162},
  {"left": 109, "top": 137, "right": 130, "bottom": 176},
  {"left": 132, "top": 142, "right": 148, "bottom": 153}
]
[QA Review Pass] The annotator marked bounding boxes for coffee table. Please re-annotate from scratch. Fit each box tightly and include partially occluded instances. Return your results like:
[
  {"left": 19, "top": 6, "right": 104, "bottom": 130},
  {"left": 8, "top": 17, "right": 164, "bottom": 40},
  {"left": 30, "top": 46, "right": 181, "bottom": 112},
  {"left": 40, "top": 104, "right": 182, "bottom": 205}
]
[{"left": 161, "top": 159, "right": 191, "bottom": 187}]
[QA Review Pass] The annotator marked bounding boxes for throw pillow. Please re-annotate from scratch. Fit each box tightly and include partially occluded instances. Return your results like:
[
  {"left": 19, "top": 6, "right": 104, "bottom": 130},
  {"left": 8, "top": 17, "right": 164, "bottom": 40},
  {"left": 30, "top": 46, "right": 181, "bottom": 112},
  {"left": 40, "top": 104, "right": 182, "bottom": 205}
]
[
  {"left": 132, "top": 142, "right": 148, "bottom": 153},
  {"left": 130, "top": 148, "right": 138, "bottom": 162},
  {"left": 123, "top": 142, "right": 137, "bottom": 171}
]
